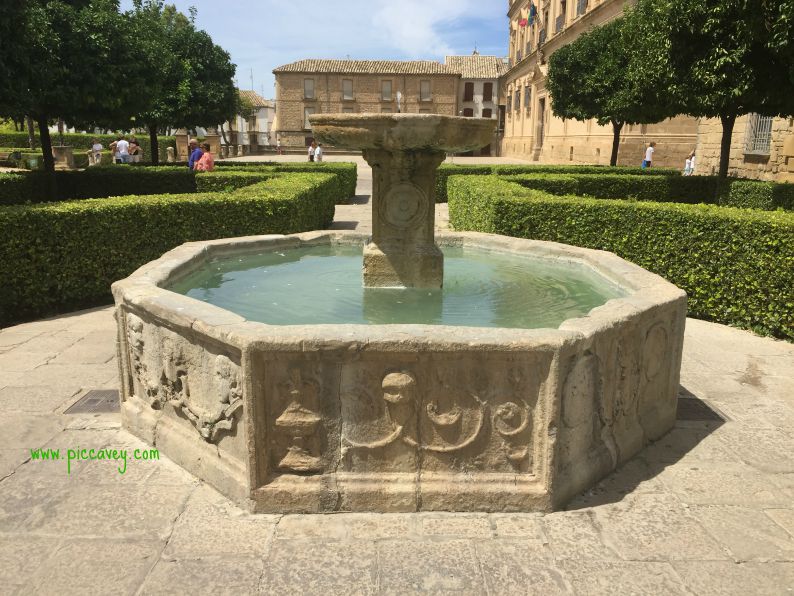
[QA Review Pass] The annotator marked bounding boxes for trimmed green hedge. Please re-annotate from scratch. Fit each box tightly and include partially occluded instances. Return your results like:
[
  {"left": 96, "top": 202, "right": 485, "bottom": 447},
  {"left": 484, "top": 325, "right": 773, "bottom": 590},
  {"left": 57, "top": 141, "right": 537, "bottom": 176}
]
[
  {"left": 0, "top": 173, "right": 337, "bottom": 326},
  {"left": 216, "top": 161, "right": 358, "bottom": 201},
  {"left": 195, "top": 169, "right": 274, "bottom": 192},
  {"left": 448, "top": 176, "right": 794, "bottom": 340},
  {"left": 0, "top": 132, "right": 176, "bottom": 162},
  {"left": 0, "top": 167, "right": 196, "bottom": 205},
  {"left": 435, "top": 163, "right": 681, "bottom": 202}
]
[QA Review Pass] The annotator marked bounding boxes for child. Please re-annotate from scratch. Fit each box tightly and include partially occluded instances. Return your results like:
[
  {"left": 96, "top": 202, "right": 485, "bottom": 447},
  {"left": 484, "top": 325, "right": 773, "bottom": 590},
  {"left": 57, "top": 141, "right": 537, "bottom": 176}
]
[{"left": 642, "top": 141, "right": 656, "bottom": 169}]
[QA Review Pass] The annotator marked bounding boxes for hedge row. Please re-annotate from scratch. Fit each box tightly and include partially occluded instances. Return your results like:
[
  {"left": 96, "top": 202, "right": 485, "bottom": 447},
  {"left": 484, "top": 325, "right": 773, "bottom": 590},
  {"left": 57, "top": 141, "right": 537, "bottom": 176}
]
[
  {"left": 0, "top": 132, "right": 176, "bottom": 162},
  {"left": 435, "top": 163, "right": 681, "bottom": 202},
  {"left": 448, "top": 176, "right": 794, "bottom": 340},
  {"left": 0, "top": 173, "right": 338, "bottom": 326},
  {"left": 216, "top": 161, "right": 358, "bottom": 201},
  {"left": 503, "top": 173, "right": 794, "bottom": 211},
  {"left": 0, "top": 167, "right": 196, "bottom": 205}
]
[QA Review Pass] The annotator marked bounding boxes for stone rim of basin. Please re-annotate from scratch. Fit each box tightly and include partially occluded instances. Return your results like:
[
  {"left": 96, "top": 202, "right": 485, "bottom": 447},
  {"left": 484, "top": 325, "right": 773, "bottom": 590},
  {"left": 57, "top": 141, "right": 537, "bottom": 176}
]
[{"left": 309, "top": 113, "right": 495, "bottom": 153}]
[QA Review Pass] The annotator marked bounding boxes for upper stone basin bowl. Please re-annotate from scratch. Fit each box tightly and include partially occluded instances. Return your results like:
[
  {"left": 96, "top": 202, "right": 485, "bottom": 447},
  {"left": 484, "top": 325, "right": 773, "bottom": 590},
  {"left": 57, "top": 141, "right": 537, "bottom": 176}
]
[
  {"left": 112, "top": 230, "right": 687, "bottom": 514},
  {"left": 309, "top": 113, "right": 495, "bottom": 153}
]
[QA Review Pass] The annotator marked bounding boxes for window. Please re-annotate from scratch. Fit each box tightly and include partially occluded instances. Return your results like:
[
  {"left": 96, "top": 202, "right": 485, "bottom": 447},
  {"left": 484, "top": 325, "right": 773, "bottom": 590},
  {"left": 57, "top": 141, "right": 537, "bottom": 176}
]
[
  {"left": 304, "top": 78, "right": 315, "bottom": 100},
  {"left": 507, "top": 96, "right": 512, "bottom": 112},
  {"left": 576, "top": 0, "right": 588, "bottom": 17},
  {"left": 483, "top": 82, "right": 493, "bottom": 102},
  {"left": 524, "top": 86, "right": 531, "bottom": 110},
  {"left": 342, "top": 79, "right": 353, "bottom": 100},
  {"left": 514, "top": 90, "right": 521, "bottom": 111},
  {"left": 463, "top": 108, "right": 474, "bottom": 117},
  {"left": 342, "top": 106, "right": 355, "bottom": 113},
  {"left": 463, "top": 82, "right": 474, "bottom": 102},
  {"left": 482, "top": 108, "right": 493, "bottom": 118},
  {"left": 303, "top": 107, "right": 316, "bottom": 129},
  {"left": 745, "top": 113, "right": 774, "bottom": 154},
  {"left": 420, "top": 80, "right": 431, "bottom": 101},
  {"left": 381, "top": 80, "right": 392, "bottom": 101}
]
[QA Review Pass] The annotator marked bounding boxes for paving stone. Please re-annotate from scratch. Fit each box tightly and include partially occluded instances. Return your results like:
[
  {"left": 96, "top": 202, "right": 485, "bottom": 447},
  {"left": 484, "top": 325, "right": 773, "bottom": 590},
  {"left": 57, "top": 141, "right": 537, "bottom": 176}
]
[
  {"left": 0, "top": 385, "right": 83, "bottom": 414},
  {"left": 420, "top": 513, "right": 494, "bottom": 538},
  {"left": 557, "top": 559, "right": 689, "bottom": 595},
  {"left": 673, "top": 561, "right": 794, "bottom": 596},
  {"left": 21, "top": 363, "right": 118, "bottom": 391},
  {"left": 657, "top": 461, "right": 792, "bottom": 508},
  {"left": 490, "top": 513, "right": 545, "bottom": 539},
  {"left": 0, "top": 351, "right": 54, "bottom": 372},
  {"left": 725, "top": 428, "right": 794, "bottom": 473},
  {"left": 275, "top": 514, "right": 353, "bottom": 541},
  {"left": 542, "top": 511, "right": 619, "bottom": 560},
  {"left": 0, "top": 535, "right": 60, "bottom": 586},
  {"left": 691, "top": 505, "right": 794, "bottom": 562},
  {"left": 567, "top": 457, "right": 667, "bottom": 509},
  {"left": 0, "top": 448, "right": 30, "bottom": 479},
  {"left": 640, "top": 426, "right": 739, "bottom": 465},
  {"left": 164, "top": 485, "right": 278, "bottom": 558},
  {"left": 0, "top": 414, "right": 65, "bottom": 449},
  {"left": 23, "top": 481, "right": 194, "bottom": 539},
  {"left": 260, "top": 541, "right": 378, "bottom": 594},
  {"left": 595, "top": 493, "right": 730, "bottom": 561},
  {"left": 0, "top": 464, "right": 82, "bottom": 532},
  {"left": 475, "top": 541, "right": 566, "bottom": 593},
  {"left": 767, "top": 509, "right": 794, "bottom": 539},
  {"left": 344, "top": 513, "right": 417, "bottom": 540},
  {"left": 48, "top": 331, "right": 117, "bottom": 365},
  {"left": 377, "top": 539, "right": 484, "bottom": 594},
  {"left": 4, "top": 331, "right": 84, "bottom": 355},
  {"left": 27, "top": 538, "right": 161, "bottom": 595},
  {"left": 0, "top": 330, "right": 42, "bottom": 349},
  {"left": 140, "top": 556, "right": 265, "bottom": 595}
]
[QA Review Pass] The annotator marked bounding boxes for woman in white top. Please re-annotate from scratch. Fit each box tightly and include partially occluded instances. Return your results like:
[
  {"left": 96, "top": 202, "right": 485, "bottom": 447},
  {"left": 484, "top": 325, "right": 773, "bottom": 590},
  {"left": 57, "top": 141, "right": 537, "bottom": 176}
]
[
  {"left": 90, "top": 139, "right": 103, "bottom": 166},
  {"left": 308, "top": 142, "right": 316, "bottom": 162},
  {"left": 642, "top": 142, "right": 656, "bottom": 169},
  {"left": 314, "top": 144, "right": 323, "bottom": 162}
]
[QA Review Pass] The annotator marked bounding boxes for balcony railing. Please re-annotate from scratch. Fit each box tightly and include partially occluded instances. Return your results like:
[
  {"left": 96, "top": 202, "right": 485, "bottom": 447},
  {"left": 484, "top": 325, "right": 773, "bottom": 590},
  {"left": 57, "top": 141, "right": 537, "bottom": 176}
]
[
  {"left": 576, "top": 0, "right": 588, "bottom": 17},
  {"left": 539, "top": 29, "right": 547, "bottom": 45},
  {"left": 516, "top": 49, "right": 523, "bottom": 62},
  {"left": 555, "top": 15, "right": 565, "bottom": 34}
]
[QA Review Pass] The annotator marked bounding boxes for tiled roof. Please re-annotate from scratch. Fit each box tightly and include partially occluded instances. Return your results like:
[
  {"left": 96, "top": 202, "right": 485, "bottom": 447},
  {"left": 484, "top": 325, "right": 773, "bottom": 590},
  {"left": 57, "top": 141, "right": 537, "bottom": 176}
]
[
  {"left": 273, "top": 59, "right": 457, "bottom": 75},
  {"left": 444, "top": 55, "right": 509, "bottom": 79},
  {"left": 237, "top": 89, "right": 273, "bottom": 107}
]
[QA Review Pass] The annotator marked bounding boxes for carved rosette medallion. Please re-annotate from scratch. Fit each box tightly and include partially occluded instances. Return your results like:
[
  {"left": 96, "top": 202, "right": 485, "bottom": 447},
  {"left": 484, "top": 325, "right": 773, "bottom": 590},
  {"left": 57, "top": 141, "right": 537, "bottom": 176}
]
[{"left": 378, "top": 182, "right": 428, "bottom": 229}]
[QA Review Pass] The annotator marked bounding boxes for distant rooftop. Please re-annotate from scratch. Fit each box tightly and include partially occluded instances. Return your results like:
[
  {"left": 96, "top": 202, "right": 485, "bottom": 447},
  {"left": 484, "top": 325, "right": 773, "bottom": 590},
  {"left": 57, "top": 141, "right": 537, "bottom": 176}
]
[
  {"left": 273, "top": 59, "right": 458, "bottom": 76},
  {"left": 444, "top": 55, "right": 509, "bottom": 79},
  {"left": 237, "top": 89, "right": 273, "bottom": 108}
]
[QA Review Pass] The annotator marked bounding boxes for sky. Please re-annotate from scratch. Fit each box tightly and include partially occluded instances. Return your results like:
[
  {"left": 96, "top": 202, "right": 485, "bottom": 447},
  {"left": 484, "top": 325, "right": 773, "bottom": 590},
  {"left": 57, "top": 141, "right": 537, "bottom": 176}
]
[{"left": 119, "top": 0, "right": 508, "bottom": 99}]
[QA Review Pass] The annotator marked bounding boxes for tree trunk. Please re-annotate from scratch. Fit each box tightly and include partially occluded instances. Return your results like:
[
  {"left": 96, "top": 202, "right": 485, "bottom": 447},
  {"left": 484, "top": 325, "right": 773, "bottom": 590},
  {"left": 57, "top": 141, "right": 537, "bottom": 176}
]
[
  {"left": 36, "top": 114, "right": 55, "bottom": 173},
  {"left": 26, "top": 116, "right": 36, "bottom": 149},
  {"left": 148, "top": 122, "right": 159, "bottom": 166},
  {"left": 718, "top": 114, "right": 736, "bottom": 179},
  {"left": 610, "top": 120, "right": 623, "bottom": 167}
]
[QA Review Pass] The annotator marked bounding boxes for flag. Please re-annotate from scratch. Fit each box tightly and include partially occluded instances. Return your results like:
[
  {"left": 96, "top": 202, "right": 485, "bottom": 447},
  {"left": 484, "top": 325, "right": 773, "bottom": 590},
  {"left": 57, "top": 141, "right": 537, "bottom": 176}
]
[
  {"left": 529, "top": 3, "right": 537, "bottom": 25},
  {"left": 519, "top": 17, "right": 528, "bottom": 27}
]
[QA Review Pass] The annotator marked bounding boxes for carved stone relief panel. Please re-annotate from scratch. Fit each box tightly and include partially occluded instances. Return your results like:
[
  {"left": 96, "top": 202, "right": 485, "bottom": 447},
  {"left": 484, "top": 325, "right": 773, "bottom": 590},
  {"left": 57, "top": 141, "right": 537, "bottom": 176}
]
[
  {"left": 262, "top": 356, "right": 341, "bottom": 477},
  {"left": 558, "top": 352, "right": 601, "bottom": 466},
  {"left": 339, "top": 352, "right": 549, "bottom": 475}
]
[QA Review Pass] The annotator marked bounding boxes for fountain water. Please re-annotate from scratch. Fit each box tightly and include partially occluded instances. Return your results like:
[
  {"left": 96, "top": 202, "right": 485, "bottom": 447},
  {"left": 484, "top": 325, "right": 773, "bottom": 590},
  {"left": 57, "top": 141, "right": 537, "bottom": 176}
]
[{"left": 113, "top": 114, "right": 686, "bottom": 513}]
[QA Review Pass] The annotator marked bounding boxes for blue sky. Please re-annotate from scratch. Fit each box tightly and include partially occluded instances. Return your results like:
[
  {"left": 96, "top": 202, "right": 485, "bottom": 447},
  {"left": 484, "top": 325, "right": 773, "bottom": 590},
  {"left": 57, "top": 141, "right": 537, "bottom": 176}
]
[{"left": 120, "top": 0, "right": 508, "bottom": 99}]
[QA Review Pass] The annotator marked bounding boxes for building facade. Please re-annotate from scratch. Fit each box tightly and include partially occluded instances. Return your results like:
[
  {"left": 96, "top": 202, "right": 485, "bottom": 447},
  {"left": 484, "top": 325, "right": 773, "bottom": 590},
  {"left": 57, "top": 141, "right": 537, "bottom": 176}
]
[
  {"left": 695, "top": 115, "right": 794, "bottom": 182},
  {"left": 445, "top": 53, "right": 508, "bottom": 155},
  {"left": 273, "top": 60, "right": 459, "bottom": 147},
  {"left": 501, "top": 0, "right": 697, "bottom": 167},
  {"left": 221, "top": 90, "right": 276, "bottom": 154}
]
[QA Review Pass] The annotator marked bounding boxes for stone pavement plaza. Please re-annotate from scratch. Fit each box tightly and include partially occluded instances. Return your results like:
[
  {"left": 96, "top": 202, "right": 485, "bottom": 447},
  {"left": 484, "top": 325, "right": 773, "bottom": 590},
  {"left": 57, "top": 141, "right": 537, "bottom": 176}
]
[{"left": 1, "top": 156, "right": 794, "bottom": 595}]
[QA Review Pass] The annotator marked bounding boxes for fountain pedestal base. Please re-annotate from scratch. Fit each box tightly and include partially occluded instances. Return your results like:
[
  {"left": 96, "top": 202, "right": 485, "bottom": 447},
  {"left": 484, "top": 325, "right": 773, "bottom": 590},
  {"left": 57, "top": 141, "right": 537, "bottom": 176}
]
[{"left": 363, "top": 242, "right": 443, "bottom": 288}]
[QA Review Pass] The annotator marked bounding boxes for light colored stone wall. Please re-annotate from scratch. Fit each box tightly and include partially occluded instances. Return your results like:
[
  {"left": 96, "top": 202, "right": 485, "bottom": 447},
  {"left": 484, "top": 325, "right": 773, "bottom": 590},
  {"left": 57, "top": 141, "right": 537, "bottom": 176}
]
[
  {"left": 501, "top": 0, "right": 698, "bottom": 167},
  {"left": 275, "top": 72, "right": 458, "bottom": 147},
  {"left": 458, "top": 79, "right": 501, "bottom": 155},
  {"left": 695, "top": 116, "right": 794, "bottom": 181}
]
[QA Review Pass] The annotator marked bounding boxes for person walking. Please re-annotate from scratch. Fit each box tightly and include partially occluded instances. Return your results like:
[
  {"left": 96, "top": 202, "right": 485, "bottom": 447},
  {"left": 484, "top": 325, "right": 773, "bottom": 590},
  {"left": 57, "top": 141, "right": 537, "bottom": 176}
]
[
  {"left": 188, "top": 139, "right": 204, "bottom": 170},
  {"left": 90, "top": 138, "right": 103, "bottom": 166},
  {"left": 129, "top": 139, "right": 142, "bottom": 163},
  {"left": 276, "top": 138, "right": 282, "bottom": 155},
  {"left": 314, "top": 143, "right": 323, "bottom": 162},
  {"left": 115, "top": 135, "right": 130, "bottom": 164},
  {"left": 641, "top": 141, "right": 656, "bottom": 169},
  {"left": 194, "top": 142, "right": 215, "bottom": 172},
  {"left": 308, "top": 141, "right": 316, "bottom": 162},
  {"left": 683, "top": 150, "right": 696, "bottom": 176}
]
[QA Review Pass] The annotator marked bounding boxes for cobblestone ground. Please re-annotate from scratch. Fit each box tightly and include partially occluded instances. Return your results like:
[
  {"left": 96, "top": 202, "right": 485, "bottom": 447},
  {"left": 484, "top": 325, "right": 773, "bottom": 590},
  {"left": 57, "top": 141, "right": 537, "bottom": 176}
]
[{"left": 1, "top": 157, "right": 793, "bottom": 595}]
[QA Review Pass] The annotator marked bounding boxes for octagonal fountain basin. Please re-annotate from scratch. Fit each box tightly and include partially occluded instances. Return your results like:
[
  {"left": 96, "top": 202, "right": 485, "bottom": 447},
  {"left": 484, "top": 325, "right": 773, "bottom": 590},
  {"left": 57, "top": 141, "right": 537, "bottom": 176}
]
[{"left": 112, "top": 231, "right": 686, "bottom": 513}]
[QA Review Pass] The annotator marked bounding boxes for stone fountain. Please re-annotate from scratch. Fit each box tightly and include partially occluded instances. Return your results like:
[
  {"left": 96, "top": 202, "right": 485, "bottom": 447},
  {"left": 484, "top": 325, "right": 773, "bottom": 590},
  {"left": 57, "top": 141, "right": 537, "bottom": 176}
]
[{"left": 112, "top": 114, "right": 686, "bottom": 513}]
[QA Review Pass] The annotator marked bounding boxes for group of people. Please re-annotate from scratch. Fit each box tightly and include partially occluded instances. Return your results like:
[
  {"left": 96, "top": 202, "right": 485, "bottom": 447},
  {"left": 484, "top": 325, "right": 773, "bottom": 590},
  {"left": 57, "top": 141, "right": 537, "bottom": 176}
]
[
  {"left": 641, "top": 141, "right": 696, "bottom": 175},
  {"left": 307, "top": 141, "right": 323, "bottom": 162},
  {"left": 187, "top": 138, "right": 215, "bottom": 171},
  {"left": 108, "top": 135, "right": 143, "bottom": 164}
]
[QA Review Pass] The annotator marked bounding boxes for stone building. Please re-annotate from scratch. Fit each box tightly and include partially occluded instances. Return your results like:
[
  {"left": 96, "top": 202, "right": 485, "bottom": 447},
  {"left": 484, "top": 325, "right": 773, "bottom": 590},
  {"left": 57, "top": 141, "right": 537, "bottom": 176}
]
[
  {"left": 445, "top": 53, "right": 509, "bottom": 156},
  {"left": 222, "top": 90, "right": 276, "bottom": 154},
  {"left": 501, "top": 0, "right": 697, "bottom": 167},
  {"left": 695, "top": 116, "right": 794, "bottom": 182},
  {"left": 272, "top": 60, "right": 459, "bottom": 147}
]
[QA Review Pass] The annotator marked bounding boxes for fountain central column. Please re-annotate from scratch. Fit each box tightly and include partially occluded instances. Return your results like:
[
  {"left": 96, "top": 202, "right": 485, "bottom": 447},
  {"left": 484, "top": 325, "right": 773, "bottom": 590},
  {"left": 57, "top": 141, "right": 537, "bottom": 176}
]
[{"left": 362, "top": 147, "right": 446, "bottom": 288}]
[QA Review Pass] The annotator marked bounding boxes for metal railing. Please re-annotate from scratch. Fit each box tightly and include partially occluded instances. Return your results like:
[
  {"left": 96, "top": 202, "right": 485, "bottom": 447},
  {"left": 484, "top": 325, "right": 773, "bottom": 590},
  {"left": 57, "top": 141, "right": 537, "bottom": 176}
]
[
  {"left": 745, "top": 113, "right": 773, "bottom": 155},
  {"left": 539, "top": 29, "right": 547, "bottom": 45}
]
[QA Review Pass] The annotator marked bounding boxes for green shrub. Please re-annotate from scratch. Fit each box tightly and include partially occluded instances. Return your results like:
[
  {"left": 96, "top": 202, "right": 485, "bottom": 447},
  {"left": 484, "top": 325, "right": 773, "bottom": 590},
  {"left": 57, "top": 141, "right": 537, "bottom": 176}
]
[
  {"left": 434, "top": 163, "right": 681, "bottom": 203},
  {"left": 0, "top": 173, "right": 337, "bottom": 326},
  {"left": 195, "top": 169, "right": 274, "bottom": 192},
  {"left": 0, "top": 132, "right": 176, "bottom": 162},
  {"left": 448, "top": 176, "right": 794, "bottom": 340},
  {"left": 721, "top": 179, "right": 794, "bottom": 210}
]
